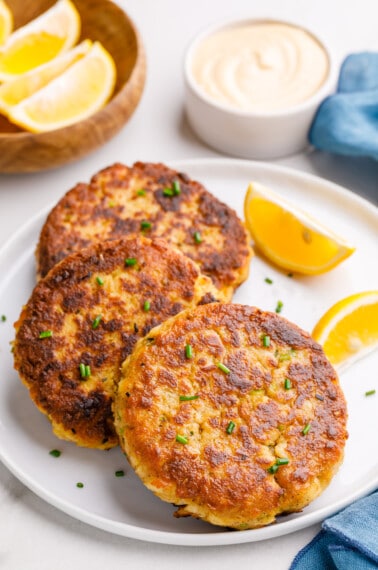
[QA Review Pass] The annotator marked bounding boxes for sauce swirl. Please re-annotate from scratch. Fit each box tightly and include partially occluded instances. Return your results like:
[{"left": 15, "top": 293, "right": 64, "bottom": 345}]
[{"left": 191, "top": 22, "right": 329, "bottom": 113}]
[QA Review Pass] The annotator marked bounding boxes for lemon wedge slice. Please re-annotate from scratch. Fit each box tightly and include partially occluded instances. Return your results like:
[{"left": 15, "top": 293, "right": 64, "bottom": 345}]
[
  {"left": 0, "top": 0, "right": 80, "bottom": 82},
  {"left": 0, "top": 40, "right": 92, "bottom": 114},
  {"left": 0, "top": 1, "right": 12, "bottom": 45},
  {"left": 312, "top": 291, "right": 378, "bottom": 370},
  {"left": 244, "top": 182, "right": 355, "bottom": 275},
  {"left": 8, "top": 41, "right": 116, "bottom": 132}
]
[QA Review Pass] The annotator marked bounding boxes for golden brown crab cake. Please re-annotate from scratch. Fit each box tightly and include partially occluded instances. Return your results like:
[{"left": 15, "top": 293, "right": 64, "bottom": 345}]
[
  {"left": 13, "top": 235, "right": 219, "bottom": 450},
  {"left": 36, "top": 161, "right": 253, "bottom": 300},
  {"left": 114, "top": 303, "right": 348, "bottom": 530}
]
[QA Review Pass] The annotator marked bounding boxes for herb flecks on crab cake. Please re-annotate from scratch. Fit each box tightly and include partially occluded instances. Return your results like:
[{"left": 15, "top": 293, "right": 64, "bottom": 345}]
[
  {"left": 13, "top": 235, "right": 219, "bottom": 449},
  {"left": 36, "top": 161, "right": 253, "bottom": 300},
  {"left": 114, "top": 302, "right": 348, "bottom": 530}
]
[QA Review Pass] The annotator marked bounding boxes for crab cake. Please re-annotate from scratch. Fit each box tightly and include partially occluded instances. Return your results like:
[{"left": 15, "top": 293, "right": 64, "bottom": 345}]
[
  {"left": 13, "top": 235, "right": 219, "bottom": 450},
  {"left": 36, "top": 162, "right": 253, "bottom": 300},
  {"left": 114, "top": 303, "right": 348, "bottom": 530}
]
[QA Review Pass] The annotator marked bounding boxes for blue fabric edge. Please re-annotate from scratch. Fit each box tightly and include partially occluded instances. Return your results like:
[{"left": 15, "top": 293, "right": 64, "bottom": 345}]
[
  {"left": 289, "top": 530, "right": 330, "bottom": 569},
  {"left": 323, "top": 491, "right": 378, "bottom": 564},
  {"left": 337, "top": 51, "right": 378, "bottom": 92},
  {"left": 323, "top": 523, "right": 378, "bottom": 565},
  {"left": 308, "top": 51, "right": 378, "bottom": 160}
]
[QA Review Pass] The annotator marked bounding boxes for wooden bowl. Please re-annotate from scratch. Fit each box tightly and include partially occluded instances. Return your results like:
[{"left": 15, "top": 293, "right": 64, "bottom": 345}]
[{"left": 0, "top": 0, "right": 146, "bottom": 173}]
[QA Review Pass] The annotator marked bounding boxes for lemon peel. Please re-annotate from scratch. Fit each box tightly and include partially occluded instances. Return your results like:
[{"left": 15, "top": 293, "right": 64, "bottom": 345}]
[
  {"left": 0, "top": 0, "right": 80, "bottom": 81},
  {"left": 312, "top": 291, "right": 378, "bottom": 370},
  {"left": 0, "top": 1, "right": 12, "bottom": 45},
  {"left": 244, "top": 182, "right": 355, "bottom": 275},
  {"left": 0, "top": 40, "right": 92, "bottom": 114},
  {"left": 7, "top": 41, "right": 116, "bottom": 132}
]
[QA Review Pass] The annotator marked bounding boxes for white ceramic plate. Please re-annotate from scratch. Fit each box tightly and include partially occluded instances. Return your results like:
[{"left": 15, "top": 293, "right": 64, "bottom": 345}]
[{"left": 0, "top": 158, "right": 377, "bottom": 546}]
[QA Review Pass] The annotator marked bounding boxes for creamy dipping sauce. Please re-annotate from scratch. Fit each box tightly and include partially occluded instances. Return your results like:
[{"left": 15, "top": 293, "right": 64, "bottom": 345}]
[{"left": 191, "top": 21, "right": 329, "bottom": 113}]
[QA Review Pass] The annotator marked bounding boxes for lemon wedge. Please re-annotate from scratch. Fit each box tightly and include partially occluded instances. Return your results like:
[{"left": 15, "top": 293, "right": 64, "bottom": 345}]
[
  {"left": 312, "top": 291, "right": 378, "bottom": 370},
  {"left": 0, "top": 40, "right": 92, "bottom": 114},
  {"left": 244, "top": 182, "right": 355, "bottom": 275},
  {"left": 0, "top": 0, "right": 80, "bottom": 82},
  {"left": 7, "top": 41, "right": 116, "bottom": 132},
  {"left": 0, "top": 1, "right": 12, "bottom": 45}
]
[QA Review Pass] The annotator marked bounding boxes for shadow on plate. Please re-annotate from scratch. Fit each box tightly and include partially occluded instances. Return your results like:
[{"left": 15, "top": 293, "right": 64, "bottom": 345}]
[{"left": 307, "top": 149, "right": 378, "bottom": 206}]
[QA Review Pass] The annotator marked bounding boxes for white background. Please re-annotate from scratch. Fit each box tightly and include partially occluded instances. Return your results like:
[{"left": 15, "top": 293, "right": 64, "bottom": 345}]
[{"left": 0, "top": 0, "right": 377, "bottom": 569}]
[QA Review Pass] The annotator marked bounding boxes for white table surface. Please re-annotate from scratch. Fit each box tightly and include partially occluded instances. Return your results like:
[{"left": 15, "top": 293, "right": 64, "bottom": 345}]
[{"left": 0, "top": 1, "right": 377, "bottom": 568}]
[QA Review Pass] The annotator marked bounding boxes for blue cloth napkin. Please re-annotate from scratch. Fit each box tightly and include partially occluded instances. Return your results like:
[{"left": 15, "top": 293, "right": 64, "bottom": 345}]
[
  {"left": 290, "top": 491, "right": 378, "bottom": 570},
  {"left": 309, "top": 52, "right": 378, "bottom": 160}
]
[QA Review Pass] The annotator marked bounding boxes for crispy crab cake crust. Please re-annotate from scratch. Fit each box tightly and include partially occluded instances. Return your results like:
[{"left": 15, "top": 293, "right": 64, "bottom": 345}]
[
  {"left": 114, "top": 303, "right": 348, "bottom": 529},
  {"left": 36, "top": 161, "right": 253, "bottom": 299},
  {"left": 13, "top": 236, "right": 219, "bottom": 449}
]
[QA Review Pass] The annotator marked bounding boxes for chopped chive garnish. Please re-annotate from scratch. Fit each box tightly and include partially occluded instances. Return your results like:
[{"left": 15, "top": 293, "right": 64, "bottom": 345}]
[
  {"left": 49, "top": 449, "right": 61, "bottom": 458},
  {"left": 262, "top": 335, "right": 271, "bottom": 347},
  {"left": 92, "top": 315, "right": 102, "bottom": 329},
  {"left": 172, "top": 180, "right": 181, "bottom": 195},
  {"left": 39, "top": 330, "right": 52, "bottom": 339},
  {"left": 278, "top": 348, "right": 296, "bottom": 362},
  {"left": 284, "top": 378, "right": 292, "bottom": 390},
  {"left": 264, "top": 278, "right": 273, "bottom": 284},
  {"left": 79, "top": 363, "right": 91, "bottom": 378},
  {"left": 275, "top": 457, "right": 289, "bottom": 466},
  {"left": 226, "top": 421, "right": 235, "bottom": 434},
  {"left": 185, "top": 344, "right": 193, "bottom": 359},
  {"left": 275, "top": 300, "right": 284, "bottom": 314},
  {"left": 137, "top": 189, "right": 146, "bottom": 196},
  {"left": 217, "top": 361, "right": 230, "bottom": 374},
  {"left": 179, "top": 394, "right": 199, "bottom": 401},
  {"left": 302, "top": 423, "right": 311, "bottom": 435},
  {"left": 125, "top": 257, "right": 137, "bottom": 266},
  {"left": 108, "top": 200, "right": 116, "bottom": 208},
  {"left": 315, "top": 394, "right": 324, "bottom": 401},
  {"left": 365, "top": 389, "right": 376, "bottom": 396},
  {"left": 176, "top": 434, "right": 188, "bottom": 444},
  {"left": 1, "top": 315, "right": 6, "bottom": 322},
  {"left": 140, "top": 221, "right": 152, "bottom": 230},
  {"left": 76, "top": 482, "right": 84, "bottom": 488},
  {"left": 163, "top": 187, "right": 174, "bottom": 197},
  {"left": 115, "top": 470, "right": 125, "bottom": 477},
  {"left": 267, "top": 457, "right": 289, "bottom": 473},
  {"left": 194, "top": 231, "right": 202, "bottom": 244},
  {"left": 96, "top": 276, "right": 104, "bottom": 285},
  {"left": 143, "top": 300, "right": 151, "bottom": 311}
]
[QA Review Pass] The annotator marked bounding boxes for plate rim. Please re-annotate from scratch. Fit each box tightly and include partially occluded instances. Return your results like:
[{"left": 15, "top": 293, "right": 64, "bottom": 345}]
[{"left": 0, "top": 157, "right": 377, "bottom": 546}]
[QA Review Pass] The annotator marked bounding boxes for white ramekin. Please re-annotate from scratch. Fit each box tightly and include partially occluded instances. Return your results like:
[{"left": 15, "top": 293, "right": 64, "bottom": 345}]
[{"left": 184, "top": 18, "right": 335, "bottom": 160}]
